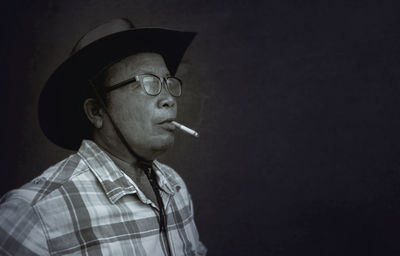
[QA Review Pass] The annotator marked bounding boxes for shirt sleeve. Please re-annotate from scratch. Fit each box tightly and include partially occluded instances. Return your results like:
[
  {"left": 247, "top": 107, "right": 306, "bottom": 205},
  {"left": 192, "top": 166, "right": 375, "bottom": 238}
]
[
  {"left": 188, "top": 194, "right": 207, "bottom": 256},
  {"left": 0, "top": 197, "right": 50, "bottom": 256}
]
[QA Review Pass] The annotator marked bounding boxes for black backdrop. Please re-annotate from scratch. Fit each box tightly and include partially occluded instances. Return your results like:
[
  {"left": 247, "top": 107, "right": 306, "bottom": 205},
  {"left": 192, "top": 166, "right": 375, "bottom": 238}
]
[{"left": 1, "top": 0, "right": 400, "bottom": 255}]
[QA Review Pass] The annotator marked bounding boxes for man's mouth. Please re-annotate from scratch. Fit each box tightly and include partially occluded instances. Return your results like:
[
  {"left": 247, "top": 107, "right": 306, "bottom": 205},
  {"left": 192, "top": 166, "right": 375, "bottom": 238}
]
[
  {"left": 157, "top": 118, "right": 177, "bottom": 131},
  {"left": 158, "top": 117, "right": 176, "bottom": 124}
]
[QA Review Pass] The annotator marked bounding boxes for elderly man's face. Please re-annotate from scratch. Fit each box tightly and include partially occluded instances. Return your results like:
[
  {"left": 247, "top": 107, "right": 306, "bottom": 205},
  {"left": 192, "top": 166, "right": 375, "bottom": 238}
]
[{"left": 101, "top": 52, "right": 177, "bottom": 160}]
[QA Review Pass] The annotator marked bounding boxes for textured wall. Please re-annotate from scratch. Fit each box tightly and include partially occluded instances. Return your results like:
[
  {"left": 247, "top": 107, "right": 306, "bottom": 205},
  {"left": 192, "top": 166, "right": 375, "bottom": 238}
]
[{"left": 2, "top": 0, "right": 400, "bottom": 255}]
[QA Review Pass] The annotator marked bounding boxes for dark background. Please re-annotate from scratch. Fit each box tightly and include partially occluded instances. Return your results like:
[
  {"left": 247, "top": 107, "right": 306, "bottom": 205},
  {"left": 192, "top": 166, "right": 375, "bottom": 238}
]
[{"left": 1, "top": 0, "right": 400, "bottom": 255}]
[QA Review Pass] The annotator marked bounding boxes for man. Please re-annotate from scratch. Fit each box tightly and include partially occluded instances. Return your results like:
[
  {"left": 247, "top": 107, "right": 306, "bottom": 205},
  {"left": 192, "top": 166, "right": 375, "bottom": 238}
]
[{"left": 0, "top": 18, "right": 206, "bottom": 255}]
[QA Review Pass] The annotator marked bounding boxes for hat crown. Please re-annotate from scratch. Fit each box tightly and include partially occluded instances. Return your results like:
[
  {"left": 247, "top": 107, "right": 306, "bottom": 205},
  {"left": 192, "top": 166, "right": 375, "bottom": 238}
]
[{"left": 71, "top": 18, "right": 135, "bottom": 55}]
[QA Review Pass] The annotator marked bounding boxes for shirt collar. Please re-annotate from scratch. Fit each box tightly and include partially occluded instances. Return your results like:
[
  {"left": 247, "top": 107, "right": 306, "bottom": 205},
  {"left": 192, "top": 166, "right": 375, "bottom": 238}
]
[
  {"left": 77, "top": 140, "right": 178, "bottom": 204},
  {"left": 153, "top": 161, "right": 179, "bottom": 195}
]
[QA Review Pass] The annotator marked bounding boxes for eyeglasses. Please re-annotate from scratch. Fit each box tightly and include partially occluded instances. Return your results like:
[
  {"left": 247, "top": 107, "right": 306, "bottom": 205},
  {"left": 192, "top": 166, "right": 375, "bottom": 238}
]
[{"left": 103, "top": 74, "right": 182, "bottom": 97}]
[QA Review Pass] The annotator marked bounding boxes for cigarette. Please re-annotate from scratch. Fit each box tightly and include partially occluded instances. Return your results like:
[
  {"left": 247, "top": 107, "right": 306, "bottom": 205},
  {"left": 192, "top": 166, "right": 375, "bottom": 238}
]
[{"left": 171, "top": 121, "right": 199, "bottom": 138}]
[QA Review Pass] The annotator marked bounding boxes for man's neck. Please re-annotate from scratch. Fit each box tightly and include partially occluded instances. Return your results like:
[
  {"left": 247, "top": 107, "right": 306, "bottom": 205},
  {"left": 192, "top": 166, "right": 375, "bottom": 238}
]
[
  {"left": 103, "top": 148, "right": 148, "bottom": 183},
  {"left": 93, "top": 138, "right": 160, "bottom": 207},
  {"left": 93, "top": 132, "right": 141, "bottom": 168}
]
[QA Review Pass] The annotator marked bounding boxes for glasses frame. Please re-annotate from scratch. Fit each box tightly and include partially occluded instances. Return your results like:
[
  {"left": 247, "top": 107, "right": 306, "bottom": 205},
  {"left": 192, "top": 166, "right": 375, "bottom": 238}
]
[{"left": 102, "top": 74, "right": 182, "bottom": 97}]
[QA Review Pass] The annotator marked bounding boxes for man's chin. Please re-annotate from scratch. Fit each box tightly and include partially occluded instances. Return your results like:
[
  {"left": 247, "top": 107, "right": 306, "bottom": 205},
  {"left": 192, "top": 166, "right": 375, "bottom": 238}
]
[{"left": 150, "top": 135, "right": 175, "bottom": 154}]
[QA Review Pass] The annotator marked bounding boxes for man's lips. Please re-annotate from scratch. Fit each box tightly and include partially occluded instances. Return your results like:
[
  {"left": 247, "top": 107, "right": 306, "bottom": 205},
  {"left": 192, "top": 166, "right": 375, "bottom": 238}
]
[
  {"left": 157, "top": 118, "right": 177, "bottom": 131},
  {"left": 158, "top": 117, "right": 176, "bottom": 124}
]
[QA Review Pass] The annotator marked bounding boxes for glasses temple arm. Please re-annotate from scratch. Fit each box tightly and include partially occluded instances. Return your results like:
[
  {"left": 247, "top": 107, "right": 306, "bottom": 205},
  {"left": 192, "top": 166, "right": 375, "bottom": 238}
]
[{"left": 103, "top": 77, "right": 138, "bottom": 93}]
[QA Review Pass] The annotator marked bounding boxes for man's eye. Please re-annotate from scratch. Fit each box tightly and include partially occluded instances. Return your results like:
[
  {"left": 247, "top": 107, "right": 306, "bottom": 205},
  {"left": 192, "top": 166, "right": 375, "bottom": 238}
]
[{"left": 128, "top": 82, "right": 141, "bottom": 89}]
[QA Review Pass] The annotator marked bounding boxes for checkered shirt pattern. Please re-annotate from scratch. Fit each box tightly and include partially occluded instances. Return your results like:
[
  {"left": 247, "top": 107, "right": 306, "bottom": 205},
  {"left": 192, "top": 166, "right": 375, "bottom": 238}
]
[{"left": 0, "top": 140, "right": 206, "bottom": 255}]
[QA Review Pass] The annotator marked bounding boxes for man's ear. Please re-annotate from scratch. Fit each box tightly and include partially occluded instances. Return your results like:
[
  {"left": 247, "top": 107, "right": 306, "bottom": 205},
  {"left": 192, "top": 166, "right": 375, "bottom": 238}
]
[{"left": 83, "top": 98, "right": 104, "bottom": 129}]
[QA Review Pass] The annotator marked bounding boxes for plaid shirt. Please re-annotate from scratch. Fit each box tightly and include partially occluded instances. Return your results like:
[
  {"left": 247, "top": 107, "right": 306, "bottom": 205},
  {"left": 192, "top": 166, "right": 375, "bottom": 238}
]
[{"left": 0, "top": 140, "right": 206, "bottom": 256}]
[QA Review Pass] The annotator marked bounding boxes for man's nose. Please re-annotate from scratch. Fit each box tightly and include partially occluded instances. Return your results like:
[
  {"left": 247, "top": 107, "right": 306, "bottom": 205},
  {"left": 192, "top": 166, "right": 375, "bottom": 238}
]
[{"left": 157, "top": 82, "right": 176, "bottom": 108}]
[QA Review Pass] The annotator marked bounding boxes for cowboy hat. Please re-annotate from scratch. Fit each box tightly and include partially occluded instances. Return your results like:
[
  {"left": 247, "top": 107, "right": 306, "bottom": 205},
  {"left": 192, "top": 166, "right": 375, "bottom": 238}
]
[{"left": 38, "top": 18, "right": 196, "bottom": 150}]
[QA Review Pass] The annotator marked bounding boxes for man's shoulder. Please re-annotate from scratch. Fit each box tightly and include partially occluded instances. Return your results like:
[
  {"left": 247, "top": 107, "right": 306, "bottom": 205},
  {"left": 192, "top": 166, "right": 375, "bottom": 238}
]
[{"left": 1, "top": 152, "right": 89, "bottom": 206}]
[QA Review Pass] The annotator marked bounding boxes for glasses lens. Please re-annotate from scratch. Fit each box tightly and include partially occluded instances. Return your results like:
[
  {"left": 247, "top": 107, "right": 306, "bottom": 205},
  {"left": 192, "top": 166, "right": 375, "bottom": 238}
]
[
  {"left": 141, "top": 76, "right": 161, "bottom": 95},
  {"left": 167, "top": 78, "right": 182, "bottom": 97}
]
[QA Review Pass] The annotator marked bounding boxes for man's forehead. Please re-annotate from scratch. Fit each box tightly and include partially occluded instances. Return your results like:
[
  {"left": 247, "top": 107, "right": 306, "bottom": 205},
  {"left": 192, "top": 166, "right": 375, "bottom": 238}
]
[
  {"left": 109, "top": 52, "right": 168, "bottom": 73},
  {"left": 115, "top": 52, "right": 167, "bottom": 70},
  {"left": 105, "top": 52, "right": 170, "bottom": 84}
]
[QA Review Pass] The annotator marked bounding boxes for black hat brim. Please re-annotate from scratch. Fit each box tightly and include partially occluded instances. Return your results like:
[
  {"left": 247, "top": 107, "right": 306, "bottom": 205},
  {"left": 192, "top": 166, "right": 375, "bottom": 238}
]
[{"left": 39, "top": 28, "right": 196, "bottom": 150}]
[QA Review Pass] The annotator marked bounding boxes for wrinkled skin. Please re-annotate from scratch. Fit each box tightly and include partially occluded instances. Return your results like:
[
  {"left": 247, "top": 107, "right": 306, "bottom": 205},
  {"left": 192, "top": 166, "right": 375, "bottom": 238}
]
[{"left": 92, "top": 52, "right": 178, "bottom": 163}]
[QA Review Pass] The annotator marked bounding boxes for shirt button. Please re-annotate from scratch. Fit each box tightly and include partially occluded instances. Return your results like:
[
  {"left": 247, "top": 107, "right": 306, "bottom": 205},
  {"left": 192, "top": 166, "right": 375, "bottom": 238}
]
[{"left": 32, "top": 178, "right": 44, "bottom": 184}]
